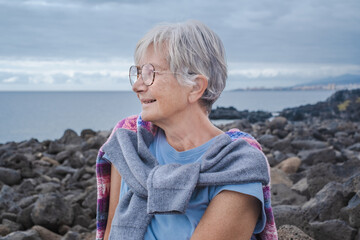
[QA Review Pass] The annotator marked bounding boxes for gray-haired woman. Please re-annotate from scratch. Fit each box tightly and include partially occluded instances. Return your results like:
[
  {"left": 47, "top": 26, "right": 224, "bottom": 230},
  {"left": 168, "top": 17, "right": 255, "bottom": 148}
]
[{"left": 96, "top": 20, "right": 277, "bottom": 240}]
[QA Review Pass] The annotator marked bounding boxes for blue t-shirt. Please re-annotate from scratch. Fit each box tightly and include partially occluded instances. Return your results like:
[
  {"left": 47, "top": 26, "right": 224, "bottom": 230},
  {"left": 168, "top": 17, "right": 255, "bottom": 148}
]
[{"left": 118, "top": 129, "right": 266, "bottom": 239}]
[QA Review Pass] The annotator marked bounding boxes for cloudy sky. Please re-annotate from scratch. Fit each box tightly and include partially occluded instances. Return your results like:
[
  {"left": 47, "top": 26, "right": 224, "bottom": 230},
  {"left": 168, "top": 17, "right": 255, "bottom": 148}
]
[{"left": 0, "top": 0, "right": 359, "bottom": 91}]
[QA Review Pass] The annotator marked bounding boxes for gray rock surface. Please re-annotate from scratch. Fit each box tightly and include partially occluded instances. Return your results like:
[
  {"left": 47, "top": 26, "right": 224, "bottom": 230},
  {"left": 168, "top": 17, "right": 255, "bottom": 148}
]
[
  {"left": 291, "top": 140, "right": 328, "bottom": 150},
  {"left": 302, "top": 182, "right": 346, "bottom": 221},
  {"left": 310, "top": 219, "right": 357, "bottom": 240},
  {"left": 298, "top": 147, "right": 336, "bottom": 165},
  {"left": 0, "top": 229, "right": 42, "bottom": 240},
  {"left": 278, "top": 224, "right": 314, "bottom": 240},
  {"left": 342, "top": 191, "right": 360, "bottom": 228},
  {"left": 0, "top": 168, "right": 21, "bottom": 186},
  {"left": 31, "top": 193, "right": 74, "bottom": 231},
  {"left": 271, "top": 184, "right": 307, "bottom": 206}
]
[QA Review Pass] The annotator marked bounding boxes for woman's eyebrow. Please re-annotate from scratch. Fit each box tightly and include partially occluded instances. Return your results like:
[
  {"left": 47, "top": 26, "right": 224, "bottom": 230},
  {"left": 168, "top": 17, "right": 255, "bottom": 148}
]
[{"left": 151, "top": 63, "right": 167, "bottom": 71}]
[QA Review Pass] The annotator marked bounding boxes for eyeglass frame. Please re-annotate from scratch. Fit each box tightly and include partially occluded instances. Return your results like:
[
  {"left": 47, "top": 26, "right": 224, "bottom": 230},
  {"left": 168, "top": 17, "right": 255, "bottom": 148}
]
[{"left": 129, "top": 63, "right": 182, "bottom": 86}]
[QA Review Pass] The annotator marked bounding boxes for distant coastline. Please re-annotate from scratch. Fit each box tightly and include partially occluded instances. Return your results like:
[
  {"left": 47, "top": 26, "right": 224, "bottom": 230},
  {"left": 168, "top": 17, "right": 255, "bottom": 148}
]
[
  {"left": 232, "top": 73, "right": 360, "bottom": 91},
  {"left": 231, "top": 84, "right": 360, "bottom": 91}
]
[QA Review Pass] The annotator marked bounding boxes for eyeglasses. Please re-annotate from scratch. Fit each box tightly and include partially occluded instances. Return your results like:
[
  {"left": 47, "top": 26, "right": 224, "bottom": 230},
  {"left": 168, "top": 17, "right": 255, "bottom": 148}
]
[
  {"left": 129, "top": 63, "right": 181, "bottom": 86},
  {"left": 129, "top": 64, "right": 157, "bottom": 86}
]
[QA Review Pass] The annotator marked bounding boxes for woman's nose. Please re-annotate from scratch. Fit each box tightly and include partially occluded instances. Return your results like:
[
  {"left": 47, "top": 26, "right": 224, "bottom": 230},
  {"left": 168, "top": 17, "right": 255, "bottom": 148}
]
[{"left": 132, "top": 75, "right": 147, "bottom": 93}]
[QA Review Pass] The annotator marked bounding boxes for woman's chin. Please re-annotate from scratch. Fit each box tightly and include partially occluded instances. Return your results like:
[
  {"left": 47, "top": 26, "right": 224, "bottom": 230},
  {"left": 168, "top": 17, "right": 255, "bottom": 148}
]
[{"left": 140, "top": 112, "right": 154, "bottom": 122}]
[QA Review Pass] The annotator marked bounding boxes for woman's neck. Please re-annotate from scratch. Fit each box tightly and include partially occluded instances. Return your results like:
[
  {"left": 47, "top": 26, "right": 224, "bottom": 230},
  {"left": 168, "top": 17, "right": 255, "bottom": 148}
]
[{"left": 154, "top": 106, "right": 223, "bottom": 152}]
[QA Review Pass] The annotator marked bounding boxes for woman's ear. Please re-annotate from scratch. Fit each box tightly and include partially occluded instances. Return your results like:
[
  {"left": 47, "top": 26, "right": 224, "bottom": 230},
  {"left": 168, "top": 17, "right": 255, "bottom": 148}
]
[{"left": 188, "top": 75, "right": 208, "bottom": 103}]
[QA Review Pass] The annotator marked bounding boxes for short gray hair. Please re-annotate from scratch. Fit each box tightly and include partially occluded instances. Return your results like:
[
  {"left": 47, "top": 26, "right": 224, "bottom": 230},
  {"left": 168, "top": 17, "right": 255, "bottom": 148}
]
[{"left": 134, "top": 20, "right": 227, "bottom": 113}]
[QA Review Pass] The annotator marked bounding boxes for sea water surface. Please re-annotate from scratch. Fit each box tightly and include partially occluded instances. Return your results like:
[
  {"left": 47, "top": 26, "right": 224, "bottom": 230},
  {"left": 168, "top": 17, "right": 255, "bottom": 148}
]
[{"left": 0, "top": 90, "right": 334, "bottom": 143}]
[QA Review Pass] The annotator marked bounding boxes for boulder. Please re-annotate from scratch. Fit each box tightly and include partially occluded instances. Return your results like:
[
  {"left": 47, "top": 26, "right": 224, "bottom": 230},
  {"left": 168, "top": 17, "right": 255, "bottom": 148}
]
[
  {"left": 334, "top": 159, "right": 360, "bottom": 181},
  {"left": 54, "top": 166, "right": 77, "bottom": 176},
  {"left": 277, "top": 225, "right": 314, "bottom": 240},
  {"left": 271, "top": 184, "right": 307, "bottom": 206},
  {"left": 343, "top": 173, "right": 360, "bottom": 196},
  {"left": 0, "top": 168, "right": 21, "bottom": 186},
  {"left": 341, "top": 191, "right": 360, "bottom": 228},
  {"left": 310, "top": 219, "right": 357, "bottom": 240},
  {"left": 342, "top": 149, "right": 360, "bottom": 161},
  {"left": 268, "top": 117, "right": 288, "bottom": 130},
  {"left": 61, "top": 230, "right": 80, "bottom": 240},
  {"left": 79, "top": 231, "right": 96, "bottom": 240},
  {"left": 270, "top": 168, "right": 293, "bottom": 187},
  {"left": 81, "top": 135, "right": 107, "bottom": 151},
  {"left": 40, "top": 156, "right": 59, "bottom": 166},
  {"left": 72, "top": 204, "right": 93, "bottom": 228},
  {"left": 80, "top": 129, "right": 96, "bottom": 139},
  {"left": 35, "top": 182, "right": 61, "bottom": 194},
  {"left": 298, "top": 147, "right": 336, "bottom": 165},
  {"left": 273, "top": 205, "right": 311, "bottom": 233},
  {"left": 68, "top": 151, "right": 85, "bottom": 169},
  {"left": 81, "top": 188, "right": 97, "bottom": 216},
  {"left": 1, "top": 219, "right": 21, "bottom": 233},
  {"left": 17, "top": 179, "right": 37, "bottom": 195},
  {"left": 272, "top": 128, "right": 289, "bottom": 139},
  {"left": 0, "top": 213, "right": 17, "bottom": 223},
  {"left": 209, "top": 106, "right": 242, "bottom": 119},
  {"left": 48, "top": 141, "right": 65, "bottom": 154},
  {"left": 60, "top": 129, "right": 82, "bottom": 145},
  {"left": 1, "top": 154, "right": 30, "bottom": 170},
  {"left": 0, "top": 229, "right": 42, "bottom": 240},
  {"left": 302, "top": 182, "right": 346, "bottom": 221},
  {"left": 272, "top": 138, "right": 292, "bottom": 152},
  {"left": 291, "top": 177, "right": 309, "bottom": 198},
  {"left": 83, "top": 149, "right": 98, "bottom": 166},
  {"left": 32, "top": 225, "right": 61, "bottom": 240},
  {"left": 272, "top": 151, "right": 288, "bottom": 166},
  {"left": 31, "top": 193, "right": 74, "bottom": 231},
  {"left": 348, "top": 142, "right": 360, "bottom": 151},
  {"left": 276, "top": 157, "right": 301, "bottom": 174},
  {"left": 55, "top": 150, "right": 72, "bottom": 163},
  {"left": 0, "top": 224, "right": 11, "bottom": 237},
  {"left": 291, "top": 140, "right": 328, "bottom": 150},
  {"left": 18, "top": 195, "right": 39, "bottom": 208},
  {"left": 306, "top": 163, "right": 340, "bottom": 197},
  {"left": 258, "top": 134, "right": 278, "bottom": 148},
  {"left": 0, "top": 186, "right": 20, "bottom": 213},
  {"left": 58, "top": 225, "right": 71, "bottom": 236},
  {"left": 16, "top": 204, "right": 35, "bottom": 229}
]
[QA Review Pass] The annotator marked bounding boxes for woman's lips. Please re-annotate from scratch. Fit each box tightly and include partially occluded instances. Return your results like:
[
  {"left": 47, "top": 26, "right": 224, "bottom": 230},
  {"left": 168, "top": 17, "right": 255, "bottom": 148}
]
[{"left": 141, "top": 99, "right": 156, "bottom": 104}]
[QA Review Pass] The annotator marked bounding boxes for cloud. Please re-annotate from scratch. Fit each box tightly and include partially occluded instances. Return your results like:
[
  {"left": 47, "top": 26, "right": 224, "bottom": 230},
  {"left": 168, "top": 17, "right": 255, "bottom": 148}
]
[
  {"left": 228, "top": 62, "right": 360, "bottom": 79},
  {"left": 1, "top": 0, "right": 359, "bottom": 64},
  {"left": 0, "top": 58, "right": 133, "bottom": 90},
  {"left": 1, "top": 57, "right": 359, "bottom": 90},
  {"left": 0, "top": 0, "right": 359, "bottom": 90},
  {"left": 3, "top": 76, "right": 18, "bottom": 83}
]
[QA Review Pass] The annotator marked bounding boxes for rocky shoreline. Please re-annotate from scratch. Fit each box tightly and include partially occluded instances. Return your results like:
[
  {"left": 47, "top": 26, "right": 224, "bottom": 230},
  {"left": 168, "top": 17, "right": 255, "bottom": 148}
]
[{"left": 0, "top": 89, "right": 359, "bottom": 240}]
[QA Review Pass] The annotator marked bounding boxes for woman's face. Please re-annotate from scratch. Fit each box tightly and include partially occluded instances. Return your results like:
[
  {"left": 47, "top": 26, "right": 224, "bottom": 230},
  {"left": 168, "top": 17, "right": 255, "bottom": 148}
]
[{"left": 132, "top": 46, "right": 192, "bottom": 125}]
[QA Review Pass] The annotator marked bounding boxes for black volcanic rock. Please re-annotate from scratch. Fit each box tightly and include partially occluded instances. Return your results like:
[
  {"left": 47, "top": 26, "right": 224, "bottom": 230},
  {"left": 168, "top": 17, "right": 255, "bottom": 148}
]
[
  {"left": 209, "top": 106, "right": 272, "bottom": 123},
  {"left": 280, "top": 89, "right": 360, "bottom": 121}
]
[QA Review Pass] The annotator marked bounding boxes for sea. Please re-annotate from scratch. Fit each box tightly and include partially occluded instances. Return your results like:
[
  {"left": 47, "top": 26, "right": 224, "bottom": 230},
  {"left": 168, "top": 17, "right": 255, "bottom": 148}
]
[{"left": 0, "top": 90, "right": 335, "bottom": 143}]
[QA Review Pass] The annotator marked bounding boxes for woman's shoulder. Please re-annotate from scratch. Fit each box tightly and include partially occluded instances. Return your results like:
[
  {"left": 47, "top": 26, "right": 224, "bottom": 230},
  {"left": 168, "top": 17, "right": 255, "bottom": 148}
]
[
  {"left": 225, "top": 128, "right": 262, "bottom": 151},
  {"left": 113, "top": 115, "right": 139, "bottom": 132},
  {"left": 111, "top": 115, "right": 157, "bottom": 135}
]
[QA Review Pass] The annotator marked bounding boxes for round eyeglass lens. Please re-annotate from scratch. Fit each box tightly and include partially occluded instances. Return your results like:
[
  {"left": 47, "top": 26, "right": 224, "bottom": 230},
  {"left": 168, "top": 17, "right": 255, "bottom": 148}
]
[
  {"left": 142, "top": 64, "right": 155, "bottom": 86},
  {"left": 129, "top": 66, "right": 138, "bottom": 85}
]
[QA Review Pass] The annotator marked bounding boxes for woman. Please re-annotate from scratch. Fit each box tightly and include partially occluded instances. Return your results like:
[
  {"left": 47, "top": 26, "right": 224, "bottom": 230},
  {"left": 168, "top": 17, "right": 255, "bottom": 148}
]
[{"left": 96, "top": 20, "right": 277, "bottom": 240}]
